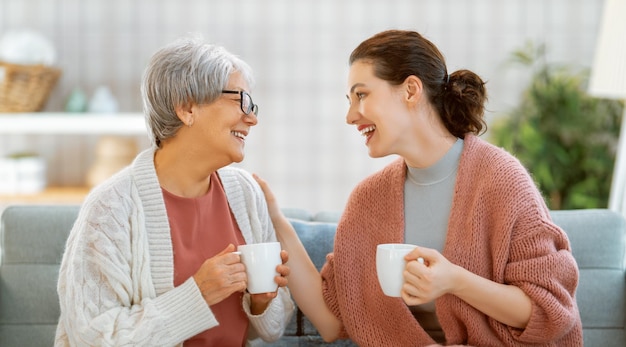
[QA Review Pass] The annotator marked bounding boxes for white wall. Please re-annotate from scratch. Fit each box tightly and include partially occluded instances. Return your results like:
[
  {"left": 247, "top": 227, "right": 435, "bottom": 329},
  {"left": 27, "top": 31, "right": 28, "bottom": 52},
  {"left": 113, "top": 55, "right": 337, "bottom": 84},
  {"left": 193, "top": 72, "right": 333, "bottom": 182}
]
[{"left": 0, "top": 0, "right": 606, "bottom": 212}]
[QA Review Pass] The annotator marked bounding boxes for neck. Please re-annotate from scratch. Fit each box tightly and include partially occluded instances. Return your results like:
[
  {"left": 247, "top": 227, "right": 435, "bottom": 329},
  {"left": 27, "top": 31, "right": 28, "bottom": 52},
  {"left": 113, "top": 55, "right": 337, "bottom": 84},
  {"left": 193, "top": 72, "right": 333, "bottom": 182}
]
[
  {"left": 406, "top": 136, "right": 456, "bottom": 168},
  {"left": 403, "top": 109, "right": 457, "bottom": 168},
  {"left": 154, "top": 141, "right": 216, "bottom": 198}
]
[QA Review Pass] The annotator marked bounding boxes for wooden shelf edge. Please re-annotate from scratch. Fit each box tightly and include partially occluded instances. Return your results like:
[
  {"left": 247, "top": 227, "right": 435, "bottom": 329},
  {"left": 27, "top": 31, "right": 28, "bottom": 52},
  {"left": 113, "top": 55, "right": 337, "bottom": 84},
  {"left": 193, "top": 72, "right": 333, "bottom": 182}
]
[
  {"left": 0, "top": 113, "right": 146, "bottom": 135},
  {"left": 0, "top": 186, "right": 90, "bottom": 204}
]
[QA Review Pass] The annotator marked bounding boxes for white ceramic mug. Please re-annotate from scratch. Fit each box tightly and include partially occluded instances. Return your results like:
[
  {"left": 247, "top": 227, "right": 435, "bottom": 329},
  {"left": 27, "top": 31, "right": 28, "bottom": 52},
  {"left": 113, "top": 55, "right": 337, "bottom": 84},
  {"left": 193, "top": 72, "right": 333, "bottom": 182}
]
[
  {"left": 376, "top": 243, "right": 418, "bottom": 297},
  {"left": 237, "top": 242, "right": 282, "bottom": 294}
]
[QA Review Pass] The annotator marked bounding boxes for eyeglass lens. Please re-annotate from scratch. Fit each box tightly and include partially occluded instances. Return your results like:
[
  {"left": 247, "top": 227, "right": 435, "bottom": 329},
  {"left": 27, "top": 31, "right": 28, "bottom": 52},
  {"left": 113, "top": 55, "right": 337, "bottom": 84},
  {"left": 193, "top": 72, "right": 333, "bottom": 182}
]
[
  {"left": 241, "top": 92, "right": 252, "bottom": 114},
  {"left": 222, "top": 90, "right": 258, "bottom": 116},
  {"left": 241, "top": 92, "right": 258, "bottom": 116}
]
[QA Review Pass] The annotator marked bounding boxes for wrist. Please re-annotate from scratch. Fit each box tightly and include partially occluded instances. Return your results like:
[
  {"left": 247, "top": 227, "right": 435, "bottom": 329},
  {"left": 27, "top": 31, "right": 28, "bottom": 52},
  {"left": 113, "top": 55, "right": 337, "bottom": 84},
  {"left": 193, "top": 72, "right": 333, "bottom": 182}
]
[
  {"left": 448, "top": 263, "right": 467, "bottom": 296},
  {"left": 249, "top": 295, "right": 271, "bottom": 315}
]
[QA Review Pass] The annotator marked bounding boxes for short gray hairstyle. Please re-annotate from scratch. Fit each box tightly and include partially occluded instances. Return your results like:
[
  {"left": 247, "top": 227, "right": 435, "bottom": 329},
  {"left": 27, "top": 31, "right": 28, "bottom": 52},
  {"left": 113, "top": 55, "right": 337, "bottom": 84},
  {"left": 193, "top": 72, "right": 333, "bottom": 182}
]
[{"left": 141, "top": 36, "right": 255, "bottom": 147}]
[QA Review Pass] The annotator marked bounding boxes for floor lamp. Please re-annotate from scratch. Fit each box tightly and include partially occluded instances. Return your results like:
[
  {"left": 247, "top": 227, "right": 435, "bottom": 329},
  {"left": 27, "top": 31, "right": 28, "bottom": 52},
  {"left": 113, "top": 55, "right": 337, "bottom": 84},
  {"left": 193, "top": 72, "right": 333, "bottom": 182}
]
[{"left": 589, "top": 0, "right": 626, "bottom": 217}]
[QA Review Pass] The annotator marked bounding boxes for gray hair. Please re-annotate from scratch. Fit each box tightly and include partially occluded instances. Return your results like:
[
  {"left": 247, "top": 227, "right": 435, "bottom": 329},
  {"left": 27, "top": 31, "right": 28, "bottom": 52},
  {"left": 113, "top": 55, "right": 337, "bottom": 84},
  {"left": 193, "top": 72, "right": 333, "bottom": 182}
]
[{"left": 141, "top": 36, "right": 255, "bottom": 147}]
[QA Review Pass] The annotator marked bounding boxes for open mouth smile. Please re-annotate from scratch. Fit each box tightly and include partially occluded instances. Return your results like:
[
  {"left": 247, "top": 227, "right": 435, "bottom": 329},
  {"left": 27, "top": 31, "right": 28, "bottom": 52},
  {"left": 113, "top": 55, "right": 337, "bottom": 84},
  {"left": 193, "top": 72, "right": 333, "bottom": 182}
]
[
  {"left": 359, "top": 125, "right": 376, "bottom": 144},
  {"left": 360, "top": 125, "right": 376, "bottom": 136},
  {"left": 232, "top": 131, "right": 246, "bottom": 141}
]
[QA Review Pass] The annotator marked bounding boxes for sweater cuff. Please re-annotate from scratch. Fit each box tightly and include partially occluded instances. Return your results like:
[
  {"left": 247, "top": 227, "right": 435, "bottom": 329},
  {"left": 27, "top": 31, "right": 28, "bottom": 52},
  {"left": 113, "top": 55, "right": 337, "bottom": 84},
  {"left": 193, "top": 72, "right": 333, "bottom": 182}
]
[
  {"left": 243, "top": 287, "right": 294, "bottom": 342},
  {"left": 154, "top": 278, "right": 218, "bottom": 344}
]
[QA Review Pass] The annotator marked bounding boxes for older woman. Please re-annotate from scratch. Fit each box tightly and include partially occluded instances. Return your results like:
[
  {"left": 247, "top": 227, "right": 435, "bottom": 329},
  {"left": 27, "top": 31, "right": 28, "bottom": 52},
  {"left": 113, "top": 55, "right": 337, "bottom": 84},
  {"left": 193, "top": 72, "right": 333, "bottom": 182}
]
[{"left": 55, "top": 37, "right": 294, "bottom": 347}]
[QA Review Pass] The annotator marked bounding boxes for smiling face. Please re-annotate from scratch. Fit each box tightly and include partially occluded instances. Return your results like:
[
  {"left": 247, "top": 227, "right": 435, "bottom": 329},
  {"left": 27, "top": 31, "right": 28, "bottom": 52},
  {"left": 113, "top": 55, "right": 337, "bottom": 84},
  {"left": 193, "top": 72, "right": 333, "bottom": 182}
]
[
  {"left": 345, "top": 61, "right": 415, "bottom": 159},
  {"left": 183, "top": 71, "right": 258, "bottom": 168}
]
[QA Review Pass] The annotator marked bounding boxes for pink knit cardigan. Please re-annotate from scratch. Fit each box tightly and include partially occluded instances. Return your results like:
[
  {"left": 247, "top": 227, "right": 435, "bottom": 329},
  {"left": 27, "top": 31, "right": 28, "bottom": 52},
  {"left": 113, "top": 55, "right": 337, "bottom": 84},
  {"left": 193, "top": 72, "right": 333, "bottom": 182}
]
[{"left": 320, "top": 135, "right": 583, "bottom": 346}]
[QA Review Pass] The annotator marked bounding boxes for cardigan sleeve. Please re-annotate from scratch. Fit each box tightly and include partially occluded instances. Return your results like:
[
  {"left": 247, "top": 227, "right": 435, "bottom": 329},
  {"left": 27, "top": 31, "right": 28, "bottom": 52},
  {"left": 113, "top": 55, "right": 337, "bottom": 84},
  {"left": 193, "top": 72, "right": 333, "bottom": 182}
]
[
  {"left": 504, "top": 203, "right": 580, "bottom": 343},
  {"left": 449, "top": 136, "right": 582, "bottom": 345},
  {"left": 56, "top": 187, "right": 217, "bottom": 346},
  {"left": 476, "top": 148, "right": 580, "bottom": 343}
]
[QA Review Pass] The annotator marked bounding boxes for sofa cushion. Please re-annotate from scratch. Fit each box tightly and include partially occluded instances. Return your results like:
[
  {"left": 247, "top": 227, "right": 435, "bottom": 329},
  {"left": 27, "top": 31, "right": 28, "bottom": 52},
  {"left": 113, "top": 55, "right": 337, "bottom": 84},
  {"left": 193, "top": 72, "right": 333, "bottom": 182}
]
[{"left": 289, "top": 219, "right": 337, "bottom": 271}]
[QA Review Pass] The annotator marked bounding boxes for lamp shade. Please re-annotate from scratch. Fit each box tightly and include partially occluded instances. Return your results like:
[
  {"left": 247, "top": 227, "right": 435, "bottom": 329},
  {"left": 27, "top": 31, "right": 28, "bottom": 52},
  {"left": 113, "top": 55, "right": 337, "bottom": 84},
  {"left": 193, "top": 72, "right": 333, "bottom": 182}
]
[
  {"left": 589, "top": 0, "right": 626, "bottom": 216},
  {"left": 588, "top": 0, "right": 626, "bottom": 99}
]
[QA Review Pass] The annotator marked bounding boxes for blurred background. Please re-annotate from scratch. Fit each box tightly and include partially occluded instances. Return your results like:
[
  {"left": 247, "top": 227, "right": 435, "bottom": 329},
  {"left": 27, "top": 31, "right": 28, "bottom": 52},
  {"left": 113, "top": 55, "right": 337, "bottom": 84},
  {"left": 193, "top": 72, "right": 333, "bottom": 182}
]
[{"left": 0, "top": 0, "right": 613, "bottom": 212}]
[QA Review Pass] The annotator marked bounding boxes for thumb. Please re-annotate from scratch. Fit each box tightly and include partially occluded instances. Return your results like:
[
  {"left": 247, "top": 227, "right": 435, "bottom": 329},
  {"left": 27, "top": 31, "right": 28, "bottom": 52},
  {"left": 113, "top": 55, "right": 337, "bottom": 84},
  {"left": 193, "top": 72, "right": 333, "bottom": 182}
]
[{"left": 217, "top": 243, "right": 237, "bottom": 256}]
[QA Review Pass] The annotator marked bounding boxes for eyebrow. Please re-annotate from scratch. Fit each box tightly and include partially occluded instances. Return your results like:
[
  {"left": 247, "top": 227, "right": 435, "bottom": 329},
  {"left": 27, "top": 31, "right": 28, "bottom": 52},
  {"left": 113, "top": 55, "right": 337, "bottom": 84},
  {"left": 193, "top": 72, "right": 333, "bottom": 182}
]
[{"left": 349, "top": 83, "right": 366, "bottom": 94}]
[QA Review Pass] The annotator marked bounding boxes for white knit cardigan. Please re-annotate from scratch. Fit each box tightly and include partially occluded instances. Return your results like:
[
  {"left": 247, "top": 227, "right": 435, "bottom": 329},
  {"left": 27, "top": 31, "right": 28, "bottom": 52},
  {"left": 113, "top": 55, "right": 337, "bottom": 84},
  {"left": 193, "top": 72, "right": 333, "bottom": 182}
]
[{"left": 55, "top": 148, "right": 294, "bottom": 347}]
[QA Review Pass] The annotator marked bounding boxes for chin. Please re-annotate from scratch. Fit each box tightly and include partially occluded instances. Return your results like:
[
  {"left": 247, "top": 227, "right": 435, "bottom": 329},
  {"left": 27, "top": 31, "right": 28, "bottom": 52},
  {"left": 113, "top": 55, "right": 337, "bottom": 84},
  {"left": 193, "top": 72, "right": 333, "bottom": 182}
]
[{"left": 367, "top": 147, "right": 387, "bottom": 159}]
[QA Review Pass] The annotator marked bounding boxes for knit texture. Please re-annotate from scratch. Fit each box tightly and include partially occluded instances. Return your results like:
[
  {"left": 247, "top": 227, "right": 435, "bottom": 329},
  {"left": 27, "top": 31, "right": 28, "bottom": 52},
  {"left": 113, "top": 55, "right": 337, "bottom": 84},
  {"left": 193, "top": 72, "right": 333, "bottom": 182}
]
[
  {"left": 55, "top": 147, "right": 294, "bottom": 347},
  {"left": 320, "top": 135, "right": 583, "bottom": 346}
]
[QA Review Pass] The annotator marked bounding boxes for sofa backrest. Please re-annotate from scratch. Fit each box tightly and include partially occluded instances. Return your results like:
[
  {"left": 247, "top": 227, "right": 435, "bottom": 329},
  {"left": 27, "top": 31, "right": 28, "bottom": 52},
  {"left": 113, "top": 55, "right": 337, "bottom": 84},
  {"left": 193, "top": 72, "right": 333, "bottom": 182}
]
[{"left": 0, "top": 205, "right": 79, "bottom": 347}]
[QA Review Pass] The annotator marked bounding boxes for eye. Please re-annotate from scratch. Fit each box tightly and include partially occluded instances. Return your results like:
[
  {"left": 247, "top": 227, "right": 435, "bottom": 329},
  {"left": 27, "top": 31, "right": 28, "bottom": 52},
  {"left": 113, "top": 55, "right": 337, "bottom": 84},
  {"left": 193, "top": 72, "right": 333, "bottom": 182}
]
[{"left": 356, "top": 92, "right": 365, "bottom": 100}]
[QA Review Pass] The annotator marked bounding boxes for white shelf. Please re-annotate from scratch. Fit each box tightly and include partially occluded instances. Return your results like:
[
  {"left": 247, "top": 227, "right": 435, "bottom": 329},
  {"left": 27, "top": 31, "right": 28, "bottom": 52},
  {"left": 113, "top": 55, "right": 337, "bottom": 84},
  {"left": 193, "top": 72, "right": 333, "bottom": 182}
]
[{"left": 0, "top": 112, "right": 146, "bottom": 135}]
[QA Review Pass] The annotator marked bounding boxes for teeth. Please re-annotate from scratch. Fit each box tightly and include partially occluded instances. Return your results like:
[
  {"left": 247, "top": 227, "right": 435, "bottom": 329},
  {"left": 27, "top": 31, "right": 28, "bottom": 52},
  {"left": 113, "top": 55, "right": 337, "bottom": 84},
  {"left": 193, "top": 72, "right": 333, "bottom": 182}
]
[
  {"left": 232, "top": 131, "right": 245, "bottom": 139},
  {"left": 360, "top": 125, "right": 376, "bottom": 136}
]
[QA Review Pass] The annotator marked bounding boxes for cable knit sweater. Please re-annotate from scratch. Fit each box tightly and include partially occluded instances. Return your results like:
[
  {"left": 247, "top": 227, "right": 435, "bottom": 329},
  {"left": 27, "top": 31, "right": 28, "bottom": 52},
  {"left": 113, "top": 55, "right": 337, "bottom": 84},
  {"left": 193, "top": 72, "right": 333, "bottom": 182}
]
[
  {"left": 320, "top": 135, "right": 583, "bottom": 347},
  {"left": 55, "top": 148, "right": 294, "bottom": 347}
]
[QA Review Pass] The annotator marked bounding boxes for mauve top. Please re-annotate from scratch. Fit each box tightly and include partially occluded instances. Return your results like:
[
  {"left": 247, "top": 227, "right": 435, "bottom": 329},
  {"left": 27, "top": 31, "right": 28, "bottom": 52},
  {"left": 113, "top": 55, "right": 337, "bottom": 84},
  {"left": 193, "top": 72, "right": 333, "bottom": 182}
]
[{"left": 163, "top": 172, "right": 247, "bottom": 347}]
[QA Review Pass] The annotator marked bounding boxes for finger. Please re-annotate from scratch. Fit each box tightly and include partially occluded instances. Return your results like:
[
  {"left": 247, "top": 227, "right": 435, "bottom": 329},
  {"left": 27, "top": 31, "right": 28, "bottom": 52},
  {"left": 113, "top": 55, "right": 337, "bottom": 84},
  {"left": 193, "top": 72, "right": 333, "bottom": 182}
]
[
  {"left": 405, "top": 247, "right": 433, "bottom": 266},
  {"left": 252, "top": 173, "right": 264, "bottom": 184},
  {"left": 403, "top": 278, "right": 433, "bottom": 300},
  {"left": 280, "top": 249, "right": 289, "bottom": 264},
  {"left": 417, "top": 247, "right": 438, "bottom": 261},
  {"left": 222, "top": 250, "right": 244, "bottom": 265},
  {"left": 404, "top": 268, "right": 421, "bottom": 283},
  {"left": 404, "top": 246, "right": 424, "bottom": 261},
  {"left": 232, "top": 281, "right": 247, "bottom": 293},
  {"left": 401, "top": 288, "right": 426, "bottom": 306},
  {"left": 228, "top": 271, "right": 248, "bottom": 285},
  {"left": 405, "top": 259, "right": 427, "bottom": 274},
  {"left": 252, "top": 174, "right": 275, "bottom": 200},
  {"left": 402, "top": 282, "right": 423, "bottom": 297},
  {"left": 228, "top": 263, "right": 247, "bottom": 275},
  {"left": 276, "top": 264, "right": 290, "bottom": 277},
  {"left": 275, "top": 275, "right": 288, "bottom": 288}
]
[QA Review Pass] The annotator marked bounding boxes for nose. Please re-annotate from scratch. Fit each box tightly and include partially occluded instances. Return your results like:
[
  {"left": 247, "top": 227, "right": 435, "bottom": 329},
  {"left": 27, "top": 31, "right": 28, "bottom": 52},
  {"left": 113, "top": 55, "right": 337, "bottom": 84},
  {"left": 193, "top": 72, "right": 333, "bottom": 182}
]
[
  {"left": 345, "top": 104, "right": 360, "bottom": 125},
  {"left": 244, "top": 112, "right": 258, "bottom": 126}
]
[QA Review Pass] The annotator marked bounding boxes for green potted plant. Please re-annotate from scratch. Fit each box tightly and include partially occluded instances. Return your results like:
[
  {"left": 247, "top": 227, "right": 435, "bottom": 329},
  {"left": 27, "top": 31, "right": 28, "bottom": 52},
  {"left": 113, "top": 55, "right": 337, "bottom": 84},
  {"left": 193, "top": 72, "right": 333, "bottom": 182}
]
[{"left": 490, "top": 42, "right": 624, "bottom": 210}]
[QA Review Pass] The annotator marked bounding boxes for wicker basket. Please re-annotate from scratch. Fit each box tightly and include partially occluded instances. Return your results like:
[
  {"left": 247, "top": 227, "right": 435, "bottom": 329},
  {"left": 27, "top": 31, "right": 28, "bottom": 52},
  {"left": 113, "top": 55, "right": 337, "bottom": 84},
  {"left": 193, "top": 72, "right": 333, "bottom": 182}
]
[{"left": 0, "top": 61, "right": 61, "bottom": 112}]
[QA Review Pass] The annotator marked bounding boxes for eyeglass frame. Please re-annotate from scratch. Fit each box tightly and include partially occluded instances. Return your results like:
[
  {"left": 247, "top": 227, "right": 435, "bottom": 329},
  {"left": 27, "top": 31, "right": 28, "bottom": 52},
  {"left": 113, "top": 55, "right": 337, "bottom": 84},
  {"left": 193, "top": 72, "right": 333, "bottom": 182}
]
[{"left": 221, "top": 90, "right": 259, "bottom": 116}]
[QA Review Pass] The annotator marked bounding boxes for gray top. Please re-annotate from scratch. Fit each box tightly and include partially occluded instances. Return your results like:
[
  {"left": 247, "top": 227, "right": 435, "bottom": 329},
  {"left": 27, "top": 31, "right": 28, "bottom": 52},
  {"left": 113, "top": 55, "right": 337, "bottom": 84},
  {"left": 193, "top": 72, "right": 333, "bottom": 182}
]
[
  {"left": 403, "top": 138, "right": 463, "bottom": 341},
  {"left": 404, "top": 138, "right": 464, "bottom": 249}
]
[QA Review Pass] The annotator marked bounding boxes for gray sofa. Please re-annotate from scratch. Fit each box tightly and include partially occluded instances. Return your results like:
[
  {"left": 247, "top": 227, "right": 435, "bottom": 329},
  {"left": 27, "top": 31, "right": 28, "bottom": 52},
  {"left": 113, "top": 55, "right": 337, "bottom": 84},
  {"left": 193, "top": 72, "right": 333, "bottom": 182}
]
[{"left": 1, "top": 205, "right": 624, "bottom": 347}]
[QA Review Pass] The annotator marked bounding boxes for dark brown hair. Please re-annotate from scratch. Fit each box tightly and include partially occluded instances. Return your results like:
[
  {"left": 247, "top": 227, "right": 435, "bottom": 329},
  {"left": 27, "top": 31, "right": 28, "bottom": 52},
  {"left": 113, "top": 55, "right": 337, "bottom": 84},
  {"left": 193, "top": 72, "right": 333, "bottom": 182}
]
[{"left": 349, "top": 30, "right": 487, "bottom": 137}]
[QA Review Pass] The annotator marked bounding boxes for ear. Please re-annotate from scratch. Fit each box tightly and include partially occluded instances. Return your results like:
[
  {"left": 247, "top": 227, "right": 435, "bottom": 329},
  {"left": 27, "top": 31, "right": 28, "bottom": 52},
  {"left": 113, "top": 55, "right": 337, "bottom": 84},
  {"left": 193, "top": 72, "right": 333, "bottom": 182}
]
[
  {"left": 175, "top": 103, "right": 195, "bottom": 127},
  {"left": 404, "top": 75, "right": 423, "bottom": 103}
]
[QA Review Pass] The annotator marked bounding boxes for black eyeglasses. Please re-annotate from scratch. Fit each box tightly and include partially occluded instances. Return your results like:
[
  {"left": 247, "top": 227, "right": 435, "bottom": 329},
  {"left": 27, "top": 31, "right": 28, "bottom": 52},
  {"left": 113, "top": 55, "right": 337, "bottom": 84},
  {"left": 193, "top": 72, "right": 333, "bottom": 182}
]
[{"left": 221, "top": 90, "right": 259, "bottom": 116}]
